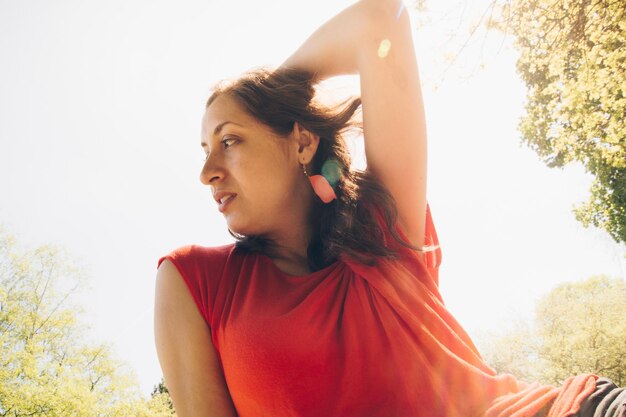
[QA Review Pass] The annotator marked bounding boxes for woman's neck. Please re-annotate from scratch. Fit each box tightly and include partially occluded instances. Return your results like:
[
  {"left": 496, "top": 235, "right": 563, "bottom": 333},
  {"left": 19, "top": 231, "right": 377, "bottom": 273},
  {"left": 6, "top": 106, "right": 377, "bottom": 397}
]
[{"left": 265, "top": 224, "right": 313, "bottom": 275}]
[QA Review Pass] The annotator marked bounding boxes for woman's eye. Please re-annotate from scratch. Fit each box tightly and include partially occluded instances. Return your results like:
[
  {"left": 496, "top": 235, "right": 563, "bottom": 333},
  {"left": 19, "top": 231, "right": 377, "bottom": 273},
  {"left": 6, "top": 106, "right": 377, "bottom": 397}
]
[
  {"left": 202, "top": 137, "right": 237, "bottom": 161},
  {"left": 222, "top": 137, "right": 237, "bottom": 149}
]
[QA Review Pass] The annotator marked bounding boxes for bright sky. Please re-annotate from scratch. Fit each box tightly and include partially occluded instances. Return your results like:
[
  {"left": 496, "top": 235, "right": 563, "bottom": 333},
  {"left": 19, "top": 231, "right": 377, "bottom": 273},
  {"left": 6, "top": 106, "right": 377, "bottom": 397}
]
[{"left": 1, "top": 0, "right": 624, "bottom": 398}]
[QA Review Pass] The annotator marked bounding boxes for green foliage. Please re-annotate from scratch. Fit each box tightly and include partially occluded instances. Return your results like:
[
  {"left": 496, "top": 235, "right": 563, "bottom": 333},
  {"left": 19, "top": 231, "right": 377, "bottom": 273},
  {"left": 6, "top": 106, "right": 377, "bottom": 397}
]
[
  {"left": 478, "top": 320, "right": 546, "bottom": 383},
  {"left": 480, "top": 275, "right": 626, "bottom": 386},
  {"left": 151, "top": 378, "right": 175, "bottom": 412},
  {"left": 495, "top": 0, "right": 626, "bottom": 243},
  {"left": 535, "top": 275, "right": 626, "bottom": 385},
  {"left": 0, "top": 228, "right": 175, "bottom": 416}
]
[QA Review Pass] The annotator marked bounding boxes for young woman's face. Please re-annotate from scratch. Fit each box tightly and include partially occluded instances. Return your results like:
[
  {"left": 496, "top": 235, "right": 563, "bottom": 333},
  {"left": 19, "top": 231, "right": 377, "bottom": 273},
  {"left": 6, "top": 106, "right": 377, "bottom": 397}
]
[{"left": 200, "top": 93, "right": 313, "bottom": 237}]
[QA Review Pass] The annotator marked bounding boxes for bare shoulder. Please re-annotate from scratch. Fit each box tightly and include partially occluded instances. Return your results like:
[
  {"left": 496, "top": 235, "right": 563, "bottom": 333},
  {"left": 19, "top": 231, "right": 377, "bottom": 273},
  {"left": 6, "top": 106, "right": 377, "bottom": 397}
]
[
  {"left": 154, "top": 259, "right": 238, "bottom": 417},
  {"left": 155, "top": 259, "right": 200, "bottom": 318},
  {"left": 156, "top": 258, "right": 182, "bottom": 291}
]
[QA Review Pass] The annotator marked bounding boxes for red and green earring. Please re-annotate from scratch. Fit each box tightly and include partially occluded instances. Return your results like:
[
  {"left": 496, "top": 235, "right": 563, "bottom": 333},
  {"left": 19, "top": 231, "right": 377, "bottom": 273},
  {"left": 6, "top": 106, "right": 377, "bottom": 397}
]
[{"left": 302, "top": 159, "right": 343, "bottom": 203}]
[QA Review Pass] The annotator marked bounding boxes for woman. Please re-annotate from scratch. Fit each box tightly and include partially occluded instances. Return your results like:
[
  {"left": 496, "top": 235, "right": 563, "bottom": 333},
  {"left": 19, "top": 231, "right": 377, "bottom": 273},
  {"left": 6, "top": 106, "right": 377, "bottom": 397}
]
[{"left": 154, "top": 1, "right": 624, "bottom": 416}]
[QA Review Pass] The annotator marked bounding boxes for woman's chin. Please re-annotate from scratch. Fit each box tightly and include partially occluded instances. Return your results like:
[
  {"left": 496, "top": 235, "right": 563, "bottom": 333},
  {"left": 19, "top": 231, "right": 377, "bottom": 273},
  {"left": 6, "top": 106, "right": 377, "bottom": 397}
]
[{"left": 225, "top": 220, "right": 256, "bottom": 237}]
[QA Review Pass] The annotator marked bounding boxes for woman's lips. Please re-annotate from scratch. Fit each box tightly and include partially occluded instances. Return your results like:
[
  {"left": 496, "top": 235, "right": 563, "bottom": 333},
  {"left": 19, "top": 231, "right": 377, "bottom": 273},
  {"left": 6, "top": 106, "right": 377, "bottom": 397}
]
[{"left": 218, "top": 194, "right": 236, "bottom": 212}]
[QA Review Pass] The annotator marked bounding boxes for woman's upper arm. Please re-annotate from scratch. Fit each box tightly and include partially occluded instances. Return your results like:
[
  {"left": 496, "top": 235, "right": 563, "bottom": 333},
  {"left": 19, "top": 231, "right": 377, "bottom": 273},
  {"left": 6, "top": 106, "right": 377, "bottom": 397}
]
[
  {"left": 154, "top": 259, "right": 238, "bottom": 417},
  {"left": 359, "top": 1, "right": 428, "bottom": 249},
  {"left": 283, "top": 0, "right": 429, "bottom": 247}
]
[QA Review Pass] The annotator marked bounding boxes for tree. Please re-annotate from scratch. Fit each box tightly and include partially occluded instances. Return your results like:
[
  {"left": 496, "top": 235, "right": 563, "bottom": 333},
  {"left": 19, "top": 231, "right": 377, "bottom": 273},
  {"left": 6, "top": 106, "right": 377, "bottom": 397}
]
[
  {"left": 0, "top": 228, "right": 175, "bottom": 416},
  {"left": 479, "top": 275, "right": 626, "bottom": 386},
  {"left": 477, "top": 320, "right": 546, "bottom": 383},
  {"left": 492, "top": 0, "right": 626, "bottom": 243},
  {"left": 151, "top": 378, "right": 175, "bottom": 412},
  {"left": 535, "top": 275, "right": 626, "bottom": 385}
]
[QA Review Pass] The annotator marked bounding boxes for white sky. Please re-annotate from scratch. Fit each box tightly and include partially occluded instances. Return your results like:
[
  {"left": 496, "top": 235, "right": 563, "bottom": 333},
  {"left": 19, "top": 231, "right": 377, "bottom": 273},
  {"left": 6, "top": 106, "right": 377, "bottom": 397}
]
[{"left": 1, "top": 0, "right": 624, "bottom": 397}]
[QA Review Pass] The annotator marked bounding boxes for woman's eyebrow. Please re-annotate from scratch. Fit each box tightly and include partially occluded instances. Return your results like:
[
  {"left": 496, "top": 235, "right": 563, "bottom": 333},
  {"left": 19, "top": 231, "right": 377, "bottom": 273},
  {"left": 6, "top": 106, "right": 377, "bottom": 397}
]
[{"left": 213, "top": 121, "right": 243, "bottom": 136}]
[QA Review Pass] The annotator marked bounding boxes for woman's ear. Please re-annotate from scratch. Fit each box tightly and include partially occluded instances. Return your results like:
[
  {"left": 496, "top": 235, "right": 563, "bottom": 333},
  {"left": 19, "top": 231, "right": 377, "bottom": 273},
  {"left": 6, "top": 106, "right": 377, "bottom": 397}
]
[{"left": 293, "top": 122, "right": 320, "bottom": 164}]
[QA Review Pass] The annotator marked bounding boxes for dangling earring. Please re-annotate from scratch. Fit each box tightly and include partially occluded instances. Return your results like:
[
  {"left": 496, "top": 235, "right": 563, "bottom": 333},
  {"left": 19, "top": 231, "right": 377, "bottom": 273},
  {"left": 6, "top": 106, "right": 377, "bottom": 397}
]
[{"left": 301, "top": 160, "right": 341, "bottom": 204}]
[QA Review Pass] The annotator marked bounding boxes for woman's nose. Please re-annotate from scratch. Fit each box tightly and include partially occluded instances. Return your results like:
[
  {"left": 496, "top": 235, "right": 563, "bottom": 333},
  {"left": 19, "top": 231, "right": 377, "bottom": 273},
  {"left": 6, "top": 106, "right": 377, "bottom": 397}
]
[{"left": 199, "top": 153, "right": 224, "bottom": 185}]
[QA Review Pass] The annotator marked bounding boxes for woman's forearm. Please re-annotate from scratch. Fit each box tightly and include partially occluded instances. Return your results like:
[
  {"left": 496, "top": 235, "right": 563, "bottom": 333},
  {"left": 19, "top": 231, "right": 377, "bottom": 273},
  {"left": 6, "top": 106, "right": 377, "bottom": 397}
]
[{"left": 281, "top": 0, "right": 408, "bottom": 81}]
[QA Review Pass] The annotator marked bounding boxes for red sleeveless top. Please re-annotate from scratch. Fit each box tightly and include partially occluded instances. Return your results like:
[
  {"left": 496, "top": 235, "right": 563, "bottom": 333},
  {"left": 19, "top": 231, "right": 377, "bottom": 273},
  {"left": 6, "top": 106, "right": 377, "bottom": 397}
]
[{"left": 158, "top": 204, "right": 596, "bottom": 417}]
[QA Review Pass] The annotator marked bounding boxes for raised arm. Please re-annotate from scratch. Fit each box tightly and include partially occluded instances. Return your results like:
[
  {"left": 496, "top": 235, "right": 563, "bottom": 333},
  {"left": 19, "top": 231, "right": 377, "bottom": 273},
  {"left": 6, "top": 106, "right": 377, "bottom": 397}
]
[
  {"left": 282, "top": 0, "right": 428, "bottom": 249},
  {"left": 154, "top": 260, "right": 238, "bottom": 417}
]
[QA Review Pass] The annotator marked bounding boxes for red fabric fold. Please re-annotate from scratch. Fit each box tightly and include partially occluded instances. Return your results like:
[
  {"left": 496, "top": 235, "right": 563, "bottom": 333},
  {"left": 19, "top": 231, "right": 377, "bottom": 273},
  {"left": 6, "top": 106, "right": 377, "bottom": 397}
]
[{"left": 547, "top": 374, "right": 598, "bottom": 417}]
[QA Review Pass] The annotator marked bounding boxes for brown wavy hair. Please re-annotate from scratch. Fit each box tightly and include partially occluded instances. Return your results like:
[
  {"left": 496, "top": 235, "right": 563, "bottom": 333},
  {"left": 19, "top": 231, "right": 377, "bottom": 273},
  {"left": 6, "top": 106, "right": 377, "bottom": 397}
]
[{"left": 206, "top": 67, "right": 416, "bottom": 271}]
